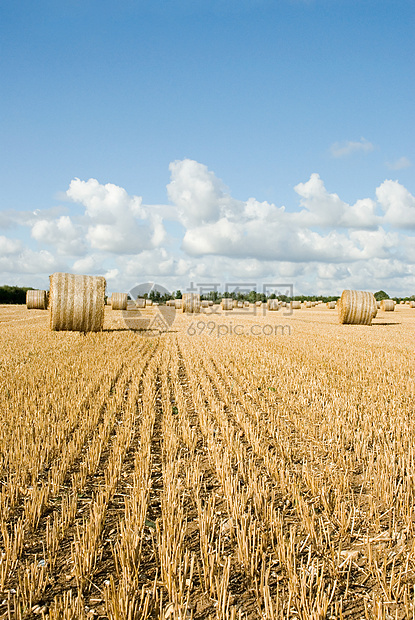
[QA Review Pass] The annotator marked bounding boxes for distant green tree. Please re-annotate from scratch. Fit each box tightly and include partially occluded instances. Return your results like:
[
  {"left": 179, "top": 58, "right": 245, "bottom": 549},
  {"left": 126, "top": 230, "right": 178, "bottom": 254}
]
[
  {"left": 0, "top": 285, "right": 32, "bottom": 304},
  {"left": 374, "top": 290, "right": 389, "bottom": 301},
  {"left": 174, "top": 290, "right": 182, "bottom": 299}
]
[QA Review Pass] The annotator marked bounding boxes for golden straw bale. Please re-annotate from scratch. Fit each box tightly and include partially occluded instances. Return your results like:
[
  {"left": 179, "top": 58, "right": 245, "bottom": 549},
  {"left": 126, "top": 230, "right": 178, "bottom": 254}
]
[
  {"left": 380, "top": 299, "right": 395, "bottom": 312},
  {"left": 409, "top": 301, "right": 415, "bottom": 308},
  {"left": 174, "top": 299, "right": 182, "bottom": 309},
  {"left": 222, "top": 298, "right": 233, "bottom": 311},
  {"left": 49, "top": 272, "right": 106, "bottom": 332},
  {"left": 182, "top": 293, "right": 201, "bottom": 313},
  {"left": 243, "top": 301, "right": 250, "bottom": 307},
  {"left": 290, "top": 301, "right": 301, "bottom": 309},
  {"left": 145, "top": 299, "right": 153, "bottom": 306},
  {"left": 304, "top": 301, "right": 312, "bottom": 308},
  {"left": 26, "top": 289, "right": 48, "bottom": 310},
  {"left": 267, "top": 299, "right": 280, "bottom": 311},
  {"left": 337, "top": 290, "right": 377, "bottom": 325},
  {"left": 255, "top": 300, "right": 262, "bottom": 307},
  {"left": 326, "top": 301, "right": 336, "bottom": 309},
  {"left": 135, "top": 298, "right": 146, "bottom": 308},
  {"left": 111, "top": 293, "right": 128, "bottom": 310},
  {"left": 201, "top": 300, "right": 209, "bottom": 308}
]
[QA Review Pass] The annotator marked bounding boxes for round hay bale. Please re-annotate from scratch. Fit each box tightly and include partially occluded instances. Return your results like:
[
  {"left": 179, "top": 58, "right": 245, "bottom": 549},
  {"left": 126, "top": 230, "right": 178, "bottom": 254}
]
[
  {"left": 145, "top": 299, "right": 153, "bottom": 306},
  {"left": 267, "top": 299, "right": 280, "bottom": 311},
  {"left": 232, "top": 300, "right": 238, "bottom": 308},
  {"left": 243, "top": 301, "right": 250, "bottom": 307},
  {"left": 166, "top": 300, "right": 175, "bottom": 307},
  {"left": 201, "top": 300, "right": 209, "bottom": 308},
  {"left": 222, "top": 298, "right": 233, "bottom": 311},
  {"left": 174, "top": 299, "right": 182, "bottom": 310},
  {"left": 400, "top": 301, "right": 405, "bottom": 304},
  {"left": 208, "top": 300, "right": 214, "bottom": 306},
  {"left": 326, "top": 301, "right": 336, "bottom": 309},
  {"left": 49, "top": 272, "right": 106, "bottom": 332},
  {"left": 237, "top": 301, "right": 243, "bottom": 308},
  {"left": 182, "top": 293, "right": 200, "bottom": 313},
  {"left": 26, "top": 289, "right": 48, "bottom": 310},
  {"left": 111, "top": 293, "right": 128, "bottom": 310},
  {"left": 409, "top": 301, "right": 415, "bottom": 308},
  {"left": 290, "top": 301, "right": 301, "bottom": 310},
  {"left": 255, "top": 300, "right": 262, "bottom": 307},
  {"left": 380, "top": 299, "right": 395, "bottom": 312},
  {"left": 135, "top": 298, "right": 146, "bottom": 308},
  {"left": 376, "top": 301, "right": 381, "bottom": 309},
  {"left": 337, "top": 290, "right": 377, "bottom": 325},
  {"left": 304, "top": 301, "right": 312, "bottom": 308}
]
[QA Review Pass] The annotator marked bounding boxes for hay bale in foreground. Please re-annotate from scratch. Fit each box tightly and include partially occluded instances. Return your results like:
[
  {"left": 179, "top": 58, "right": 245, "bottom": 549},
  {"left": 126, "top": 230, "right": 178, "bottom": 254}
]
[
  {"left": 111, "top": 293, "right": 128, "bottom": 310},
  {"left": 182, "top": 293, "right": 200, "bottom": 313},
  {"left": 49, "top": 272, "right": 106, "bottom": 332},
  {"left": 326, "top": 301, "right": 336, "bottom": 309},
  {"left": 337, "top": 290, "right": 377, "bottom": 325},
  {"left": 380, "top": 299, "right": 395, "bottom": 312},
  {"left": 222, "top": 298, "right": 233, "bottom": 311},
  {"left": 26, "top": 289, "right": 48, "bottom": 310}
]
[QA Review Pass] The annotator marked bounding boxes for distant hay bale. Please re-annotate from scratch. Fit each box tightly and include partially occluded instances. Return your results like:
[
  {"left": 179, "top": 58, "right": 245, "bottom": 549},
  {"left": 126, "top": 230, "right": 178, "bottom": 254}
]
[
  {"left": 182, "top": 293, "right": 200, "bottom": 313},
  {"left": 237, "top": 301, "right": 243, "bottom": 308},
  {"left": 208, "top": 300, "right": 214, "bottom": 306},
  {"left": 376, "top": 301, "right": 381, "bottom": 309},
  {"left": 222, "top": 298, "right": 233, "bottom": 311},
  {"left": 304, "top": 301, "right": 312, "bottom": 308},
  {"left": 111, "top": 293, "right": 128, "bottom": 310},
  {"left": 243, "top": 301, "right": 250, "bottom": 307},
  {"left": 174, "top": 299, "right": 182, "bottom": 310},
  {"left": 201, "top": 300, "right": 209, "bottom": 308},
  {"left": 337, "top": 290, "right": 377, "bottom": 325},
  {"left": 26, "top": 289, "right": 48, "bottom": 310},
  {"left": 400, "top": 301, "right": 405, "bottom": 304},
  {"left": 166, "top": 300, "right": 175, "bottom": 307},
  {"left": 49, "top": 272, "right": 106, "bottom": 332},
  {"left": 326, "top": 301, "right": 336, "bottom": 309},
  {"left": 255, "top": 300, "right": 262, "bottom": 307},
  {"left": 267, "top": 299, "right": 280, "bottom": 311},
  {"left": 232, "top": 300, "right": 238, "bottom": 308},
  {"left": 145, "top": 299, "right": 153, "bottom": 306},
  {"left": 380, "top": 299, "right": 395, "bottom": 312},
  {"left": 135, "top": 298, "right": 146, "bottom": 308},
  {"left": 290, "top": 301, "right": 301, "bottom": 310},
  {"left": 409, "top": 301, "right": 415, "bottom": 308}
]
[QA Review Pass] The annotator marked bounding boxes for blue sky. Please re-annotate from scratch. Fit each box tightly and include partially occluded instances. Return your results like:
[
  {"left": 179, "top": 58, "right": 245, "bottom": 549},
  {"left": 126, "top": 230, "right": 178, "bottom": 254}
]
[{"left": 0, "top": 0, "right": 414, "bottom": 295}]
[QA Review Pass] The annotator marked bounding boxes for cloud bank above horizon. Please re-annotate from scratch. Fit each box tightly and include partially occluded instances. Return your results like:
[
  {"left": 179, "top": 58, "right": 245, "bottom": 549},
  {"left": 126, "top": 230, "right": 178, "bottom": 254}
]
[{"left": 1, "top": 159, "right": 415, "bottom": 296}]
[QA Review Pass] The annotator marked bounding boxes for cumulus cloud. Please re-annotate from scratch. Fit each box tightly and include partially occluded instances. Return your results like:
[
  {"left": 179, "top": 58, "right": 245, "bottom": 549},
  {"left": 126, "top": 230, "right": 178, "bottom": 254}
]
[
  {"left": 66, "top": 178, "right": 166, "bottom": 254},
  {"left": 167, "top": 159, "right": 240, "bottom": 226},
  {"left": 0, "top": 235, "right": 22, "bottom": 255},
  {"left": 376, "top": 180, "right": 415, "bottom": 228},
  {"left": 386, "top": 157, "right": 411, "bottom": 170},
  {"left": 31, "top": 216, "right": 86, "bottom": 256},
  {"left": 330, "top": 137, "right": 375, "bottom": 158}
]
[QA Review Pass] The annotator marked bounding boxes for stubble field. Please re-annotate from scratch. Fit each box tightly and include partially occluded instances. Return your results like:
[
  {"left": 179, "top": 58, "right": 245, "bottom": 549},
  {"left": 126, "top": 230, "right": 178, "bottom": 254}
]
[{"left": 0, "top": 303, "right": 414, "bottom": 619}]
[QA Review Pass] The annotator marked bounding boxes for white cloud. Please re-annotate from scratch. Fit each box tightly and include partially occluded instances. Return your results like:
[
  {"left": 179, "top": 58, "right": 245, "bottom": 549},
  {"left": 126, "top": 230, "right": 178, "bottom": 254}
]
[
  {"left": 31, "top": 216, "right": 86, "bottom": 255},
  {"left": 66, "top": 178, "right": 166, "bottom": 254},
  {"left": 386, "top": 157, "right": 411, "bottom": 170},
  {"left": 0, "top": 235, "right": 22, "bottom": 255},
  {"left": 376, "top": 180, "right": 415, "bottom": 228},
  {"left": 330, "top": 137, "right": 375, "bottom": 158}
]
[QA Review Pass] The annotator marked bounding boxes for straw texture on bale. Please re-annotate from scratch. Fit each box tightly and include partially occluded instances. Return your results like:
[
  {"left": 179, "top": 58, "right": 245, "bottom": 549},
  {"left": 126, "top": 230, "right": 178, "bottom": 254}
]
[
  {"left": 111, "top": 293, "right": 128, "bottom": 310},
  {"left": 49, "top": 272, "right": 106, "bottom": 332},
  {"left": 291, "top": 301, "right": 301, "bottom": 309},
  {"left": 135, "top": 298, "right": 146, "bottom": 308},
  {"left": 182, "top": 293, "right": 200, "bottom": 313},
  {"left": 337, "top": 290, "right": 377, "bottom": 325},
  {"left": 233, "top": 300, "right": 238, "bottom": 308},
  {"left": 326, "top": 301, "right": 336, "bottom": 309},
  {"left": 380, "top": 299, "right": 395, "bottom": 312},
  {"left": 376, "top": 301, "right": 381, "bottom": 309},
  {"left": 174, "top": 299, "right": 182, "bottom": 310},
  {"left": 267, "top": 299, "right": 280, "bottom": 311},
  {"left": 26, "top": 289, "right": 48, "bottom": 310},
  {"left": 222, "top": 298, "right": 233, "bottom": 311}
]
